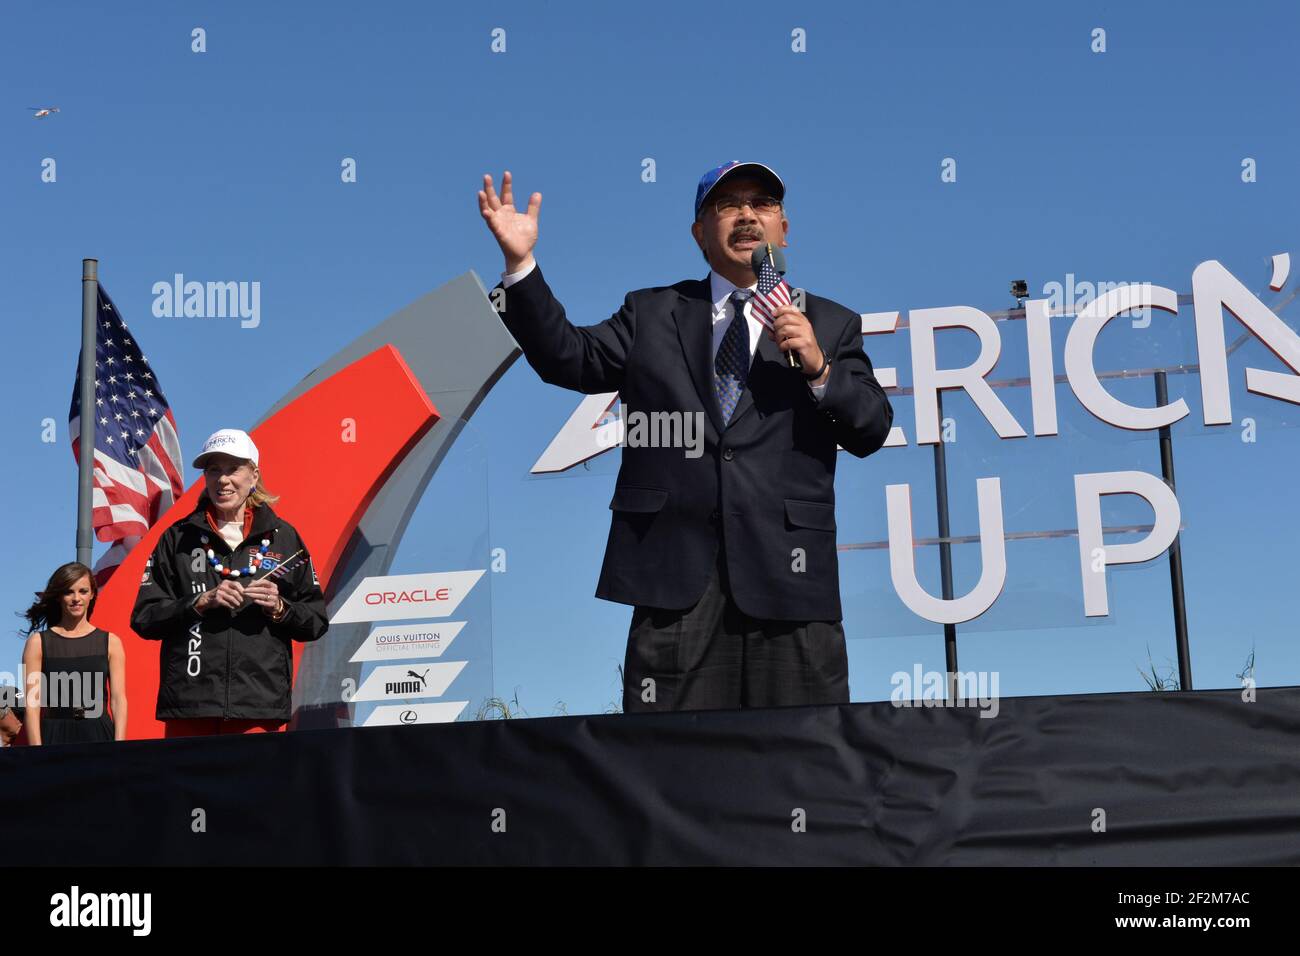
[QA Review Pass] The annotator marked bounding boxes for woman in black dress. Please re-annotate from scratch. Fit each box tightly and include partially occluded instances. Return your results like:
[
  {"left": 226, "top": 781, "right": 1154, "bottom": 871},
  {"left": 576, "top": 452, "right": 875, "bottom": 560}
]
[{"left": 21, "top": 562, "right": 127, "bottom": 745}]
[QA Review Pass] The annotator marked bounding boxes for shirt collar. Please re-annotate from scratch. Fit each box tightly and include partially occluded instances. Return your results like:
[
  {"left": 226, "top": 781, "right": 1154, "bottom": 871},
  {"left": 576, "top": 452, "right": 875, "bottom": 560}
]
[
  {"left": 709, "top": 271, "right": 758, "bottom": 314},
  {"left": 205, "top": 500, "right": 256, "bottom": 541}
]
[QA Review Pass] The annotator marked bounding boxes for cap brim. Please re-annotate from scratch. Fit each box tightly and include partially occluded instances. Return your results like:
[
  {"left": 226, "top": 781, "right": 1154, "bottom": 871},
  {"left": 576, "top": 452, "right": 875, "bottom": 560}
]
[{"left": 191, "top": 451, "right": 254, "bottom": 469}]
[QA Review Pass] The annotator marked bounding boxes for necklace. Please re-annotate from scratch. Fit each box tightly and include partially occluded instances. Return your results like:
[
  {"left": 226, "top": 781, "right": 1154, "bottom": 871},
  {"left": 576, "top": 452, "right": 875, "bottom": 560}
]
[{"left": 201, "top": 533, "right": 271, "bottom": 579}]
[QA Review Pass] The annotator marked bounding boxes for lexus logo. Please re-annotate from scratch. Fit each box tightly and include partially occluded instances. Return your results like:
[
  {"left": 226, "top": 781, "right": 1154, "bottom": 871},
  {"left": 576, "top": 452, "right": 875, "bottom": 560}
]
[{"left": 399, "top": 710, "right": 418, "bottom": 724}]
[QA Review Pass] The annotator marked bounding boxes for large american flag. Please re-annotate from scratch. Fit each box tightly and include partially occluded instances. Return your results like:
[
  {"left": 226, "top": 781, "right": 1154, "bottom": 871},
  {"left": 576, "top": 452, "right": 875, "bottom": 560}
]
[
  {"left": 68, "top": 284, "right": 184, "bottom": 583},
  {"left": 748, "top": 248, "right": 793, "bottom": 328}
]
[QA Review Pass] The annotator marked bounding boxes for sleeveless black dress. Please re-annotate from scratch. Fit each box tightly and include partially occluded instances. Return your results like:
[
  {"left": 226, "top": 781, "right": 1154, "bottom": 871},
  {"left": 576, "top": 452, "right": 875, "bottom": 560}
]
[{"left": 39, "top": 628, "right": 115, "bottom": 745}]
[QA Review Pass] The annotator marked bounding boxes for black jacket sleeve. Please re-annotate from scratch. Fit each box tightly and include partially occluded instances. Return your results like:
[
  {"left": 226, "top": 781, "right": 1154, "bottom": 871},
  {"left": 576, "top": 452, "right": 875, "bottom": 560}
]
[
  {"left": 271, "top": 541, "right": 329, "bottom": 643},
  {"left": 814, "top": 307, "right": 895, "bottom": 458},
  {"left": 495, "top": 263, "right": 636, "bottom": 394},
  {"left": 130, "top": 529, "right": 200, "bottom": 641}
]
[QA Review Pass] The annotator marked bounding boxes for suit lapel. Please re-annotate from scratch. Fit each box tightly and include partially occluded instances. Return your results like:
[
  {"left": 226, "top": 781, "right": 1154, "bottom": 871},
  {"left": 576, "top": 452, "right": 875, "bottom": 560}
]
[
  {"left": 671, "top": 274, "right": 794, "bottom": 434},
  {"left": 672, "top": 276, "right": 725, "bottom": 436}
]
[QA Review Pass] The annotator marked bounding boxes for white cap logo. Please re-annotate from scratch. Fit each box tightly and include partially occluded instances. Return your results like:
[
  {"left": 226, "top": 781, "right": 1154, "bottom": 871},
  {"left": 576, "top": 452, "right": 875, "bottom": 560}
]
[{"left": 192, "top": 428, "right": 260, "bottom": 468}]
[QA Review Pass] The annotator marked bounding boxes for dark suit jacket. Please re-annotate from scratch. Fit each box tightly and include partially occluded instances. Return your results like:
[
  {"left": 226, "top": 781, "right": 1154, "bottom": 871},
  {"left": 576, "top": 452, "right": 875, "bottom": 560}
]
[{"left": 496, "top": 263, "right": 893, "bottom": 621}]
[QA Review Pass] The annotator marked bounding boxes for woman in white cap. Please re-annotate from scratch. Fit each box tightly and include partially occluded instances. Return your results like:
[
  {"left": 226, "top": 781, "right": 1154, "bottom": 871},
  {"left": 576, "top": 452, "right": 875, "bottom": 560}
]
[{"left": 131, "top": 429, "right": 328, "bottom": 736}]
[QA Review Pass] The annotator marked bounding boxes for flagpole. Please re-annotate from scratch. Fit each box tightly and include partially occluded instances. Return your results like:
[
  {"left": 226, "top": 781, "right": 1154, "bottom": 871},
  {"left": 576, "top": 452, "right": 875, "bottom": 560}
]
[{"left": 77, "top": 258, "right": 98, "bottom": 567}]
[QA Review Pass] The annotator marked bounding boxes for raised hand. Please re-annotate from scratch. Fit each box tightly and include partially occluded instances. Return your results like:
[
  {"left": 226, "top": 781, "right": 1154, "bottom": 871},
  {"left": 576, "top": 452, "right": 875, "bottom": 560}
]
[{"left": 478, "top": 170, "right": 541, "bottom": 273}]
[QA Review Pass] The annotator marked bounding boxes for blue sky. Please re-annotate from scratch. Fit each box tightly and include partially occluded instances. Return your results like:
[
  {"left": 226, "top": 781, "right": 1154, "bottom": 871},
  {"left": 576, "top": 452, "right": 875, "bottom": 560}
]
[{"left": 3, "top": 0, "right": 1297, "bottom": 718}]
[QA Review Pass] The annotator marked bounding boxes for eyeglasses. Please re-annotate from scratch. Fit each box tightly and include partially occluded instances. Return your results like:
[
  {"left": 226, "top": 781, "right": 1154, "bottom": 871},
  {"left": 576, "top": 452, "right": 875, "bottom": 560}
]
[{"left": 711, "top": 195, "right": 783, "bottom": 217}]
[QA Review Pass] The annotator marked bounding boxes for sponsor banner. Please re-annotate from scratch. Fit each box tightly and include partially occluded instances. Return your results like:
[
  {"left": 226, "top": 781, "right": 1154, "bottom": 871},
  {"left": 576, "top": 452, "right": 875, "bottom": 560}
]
[
  {"left": 330, "top": 570, "right": 485, "bottom": 624},
  {"left": 348, "top": 621, "right": 466, "bottom": 663},
  {"left": 351, "top": 661, "right": 468, "bottom": 702},
  {"left": 361, "top": 701, "right": 469, "bottom": 726}
]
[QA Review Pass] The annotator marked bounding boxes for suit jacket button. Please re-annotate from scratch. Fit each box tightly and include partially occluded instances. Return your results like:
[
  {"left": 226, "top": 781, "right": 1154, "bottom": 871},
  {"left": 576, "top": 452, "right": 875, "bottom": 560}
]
[
  {"left": 709, "top": 509, "right": 719, "bottom": 525},
  {"left": 722, "top": 447, "right": 734, "bottom": 461}
]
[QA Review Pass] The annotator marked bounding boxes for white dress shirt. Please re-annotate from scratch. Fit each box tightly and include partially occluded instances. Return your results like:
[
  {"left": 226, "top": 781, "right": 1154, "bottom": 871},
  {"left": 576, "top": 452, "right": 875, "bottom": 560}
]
[
  {"left": 707, "top": 270, "right": 828, "bottom": 401},
  {"left": 502, "top": 261, "right": 829, "bottom": 401}
]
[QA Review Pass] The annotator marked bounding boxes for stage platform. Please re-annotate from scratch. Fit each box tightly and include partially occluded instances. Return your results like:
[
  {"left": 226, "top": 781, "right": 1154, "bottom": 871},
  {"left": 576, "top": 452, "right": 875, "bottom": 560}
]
[{"left": 6, "top": 686, "right": 1297, "bottom": 865}]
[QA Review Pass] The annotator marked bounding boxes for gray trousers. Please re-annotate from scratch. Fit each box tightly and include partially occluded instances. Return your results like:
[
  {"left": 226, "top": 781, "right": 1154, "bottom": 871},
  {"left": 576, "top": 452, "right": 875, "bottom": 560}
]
[{"left": 622, "top": 546, "right": 849, "bottom": 712}]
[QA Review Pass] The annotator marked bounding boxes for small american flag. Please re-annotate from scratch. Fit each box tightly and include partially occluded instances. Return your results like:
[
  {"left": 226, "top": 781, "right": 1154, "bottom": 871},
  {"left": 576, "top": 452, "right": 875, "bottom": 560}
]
[
  {"left": 68, "top": 284, "right": 184, "bottom": 584},
  {"left": 748, "top": 247, "right": 793, "bottom": 329}
]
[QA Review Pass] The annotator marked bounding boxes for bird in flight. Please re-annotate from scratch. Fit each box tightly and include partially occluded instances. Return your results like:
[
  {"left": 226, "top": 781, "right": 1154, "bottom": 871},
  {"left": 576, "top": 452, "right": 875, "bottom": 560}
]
[{"left": 29, "top": 106, "right": 60, "bottom": 119}]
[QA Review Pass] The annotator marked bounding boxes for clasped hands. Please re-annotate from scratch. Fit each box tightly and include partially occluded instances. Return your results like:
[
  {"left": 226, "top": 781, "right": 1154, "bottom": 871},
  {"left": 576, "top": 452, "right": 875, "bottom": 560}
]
[{"left": 196, "top": 578, "right": 284, "bottom": 618}]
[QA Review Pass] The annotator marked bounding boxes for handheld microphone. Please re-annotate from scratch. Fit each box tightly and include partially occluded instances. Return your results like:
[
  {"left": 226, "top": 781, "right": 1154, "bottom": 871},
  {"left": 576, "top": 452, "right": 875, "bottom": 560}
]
[{"left": 750, "top": 243, "right": 801, "bottom": 369}]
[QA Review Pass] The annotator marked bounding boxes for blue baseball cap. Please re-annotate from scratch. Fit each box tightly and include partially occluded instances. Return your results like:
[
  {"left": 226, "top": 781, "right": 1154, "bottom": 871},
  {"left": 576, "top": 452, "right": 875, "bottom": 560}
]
[{"left": 694, "top": 161, "right": 785, "bottom": 219}]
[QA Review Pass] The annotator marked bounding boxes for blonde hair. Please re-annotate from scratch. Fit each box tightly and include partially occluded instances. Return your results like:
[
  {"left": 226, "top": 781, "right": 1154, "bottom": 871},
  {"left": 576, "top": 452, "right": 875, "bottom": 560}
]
[{"left": 248, "top": 474, "right": 280, "bottom": 507}]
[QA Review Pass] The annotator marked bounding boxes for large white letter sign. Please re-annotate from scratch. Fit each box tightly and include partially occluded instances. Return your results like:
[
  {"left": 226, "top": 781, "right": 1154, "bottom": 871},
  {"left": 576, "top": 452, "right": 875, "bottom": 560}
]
[
  {"left": 530, "top": 392, "right": 620, "bottom": 474},
  {"left": 1192, "top": 256, "right": 1300, "bottom": 425},
  {"left": 910, "top": 306, "right": 1026, "bottom": 444},
  {"left": 886, "top": 477, "right": 1007, "bottom": 624},
  {"left": 1064, "top": 284, "right": 1186, "bottom": 430},
  {"left": 1074, "top": 471, "right": 1181, "bottom": 617},
  {"left": 1023, "top": 298, "right": 1060, "bottom": 436},
  {"left": 862, "top": 311, "right": 908, "bottom": 447}
]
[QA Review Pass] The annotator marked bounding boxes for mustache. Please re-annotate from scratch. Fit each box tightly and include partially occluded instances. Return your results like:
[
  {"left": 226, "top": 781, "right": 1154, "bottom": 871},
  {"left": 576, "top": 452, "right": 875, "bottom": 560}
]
[{"left": 729, "top": 229, "right": 763, "bottom": 242}]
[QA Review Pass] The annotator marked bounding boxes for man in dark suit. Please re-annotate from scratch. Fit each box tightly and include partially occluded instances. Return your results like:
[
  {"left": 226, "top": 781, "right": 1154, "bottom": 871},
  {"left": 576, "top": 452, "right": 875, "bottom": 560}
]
[{"left": 478, "top": 161, "right": 893, "bottom": 712}]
